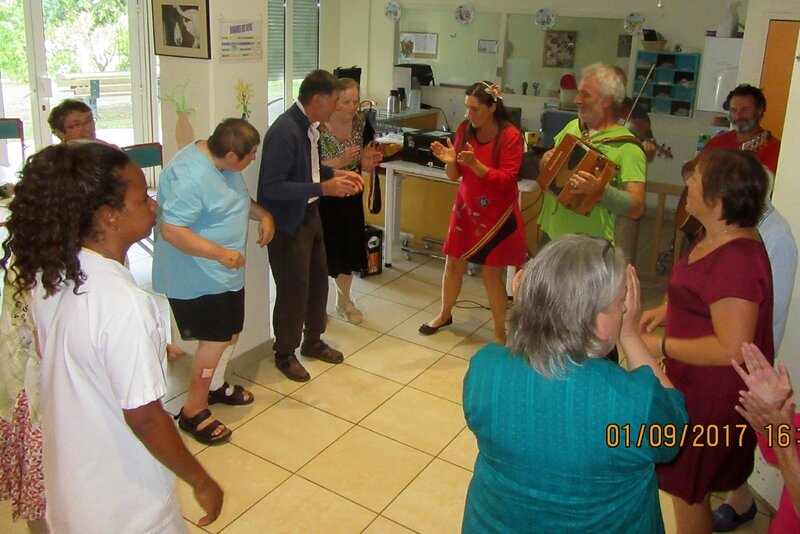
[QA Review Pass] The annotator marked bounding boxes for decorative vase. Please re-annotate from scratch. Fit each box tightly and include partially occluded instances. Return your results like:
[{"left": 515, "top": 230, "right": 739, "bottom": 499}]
[
  {"left": 175, "top": 111, "right": 194, "bottom": 149},
  {"left": 716, "top": 2, "right": 738, "bottom": 38}
]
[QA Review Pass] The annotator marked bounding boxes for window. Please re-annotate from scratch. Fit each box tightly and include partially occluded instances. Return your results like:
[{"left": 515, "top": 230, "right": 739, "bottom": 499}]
[{"left": 267, "top": 0, "right": 319, "bottom": 124}]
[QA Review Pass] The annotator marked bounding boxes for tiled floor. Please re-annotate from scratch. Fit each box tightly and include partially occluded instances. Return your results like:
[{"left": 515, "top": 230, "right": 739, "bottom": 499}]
[{"left": 0, "top": 214, "right": 774, "bottom": 533}]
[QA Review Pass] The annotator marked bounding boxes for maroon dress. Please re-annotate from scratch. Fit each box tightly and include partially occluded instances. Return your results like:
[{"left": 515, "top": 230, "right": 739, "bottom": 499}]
[
  {"left": 657, "top": 238, "right": 774, "bottom": 504},
  {"left": 442, "top": 123, "right": 526, "bottom": 266}
]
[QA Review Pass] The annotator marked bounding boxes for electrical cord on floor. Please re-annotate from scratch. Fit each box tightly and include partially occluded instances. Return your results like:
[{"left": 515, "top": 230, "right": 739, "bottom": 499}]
[{"left": 453, "top": 297, "right": 515, "bottom": 311}]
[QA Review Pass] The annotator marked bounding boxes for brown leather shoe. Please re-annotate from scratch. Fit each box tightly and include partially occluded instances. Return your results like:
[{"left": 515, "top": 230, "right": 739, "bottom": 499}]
[
  {"left": 300, "top": 340, "right": 344, "bottom": 364},
  {"left": 275, "top": 353, "right": 310, "bottom": 382}
]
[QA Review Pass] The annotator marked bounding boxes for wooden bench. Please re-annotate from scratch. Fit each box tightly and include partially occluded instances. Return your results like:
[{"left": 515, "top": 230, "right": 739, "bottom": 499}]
[{"left": 55, "top": 72, "right": 132, "bottom": 99}]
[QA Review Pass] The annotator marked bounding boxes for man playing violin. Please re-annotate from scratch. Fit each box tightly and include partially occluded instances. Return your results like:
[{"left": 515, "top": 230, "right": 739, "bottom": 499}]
[
  {"left": 612, "top": 66, "right": 658, "bottom": 162},
  {"left": 703, "top": 84, "right": 780, "bottom": 174},
  {"left": 538, "top": 63, "right": 647, "bottom": 245}
]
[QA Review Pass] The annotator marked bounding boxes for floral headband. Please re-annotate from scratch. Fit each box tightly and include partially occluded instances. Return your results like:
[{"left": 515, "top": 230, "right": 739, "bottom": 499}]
[{"left": 481, "top": 81, "right": 503, "bottom": 102}]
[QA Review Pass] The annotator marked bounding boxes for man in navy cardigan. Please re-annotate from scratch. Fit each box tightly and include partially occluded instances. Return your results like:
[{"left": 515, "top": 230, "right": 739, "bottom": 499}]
[{"left": 258, "top": 70, "right": 363, "bottom": 382}]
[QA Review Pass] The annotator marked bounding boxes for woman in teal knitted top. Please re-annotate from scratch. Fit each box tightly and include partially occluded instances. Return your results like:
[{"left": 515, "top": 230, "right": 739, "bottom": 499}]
[{"left": 462, "top": 235, "right": 687, "bottom": 533}]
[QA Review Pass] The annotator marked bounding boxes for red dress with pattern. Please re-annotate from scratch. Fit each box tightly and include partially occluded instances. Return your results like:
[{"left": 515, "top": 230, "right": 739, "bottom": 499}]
[
  {"left": 656, "top": 238, "right": 774, "bottom": 504},
  {"left": 442, "top": 123, "right": 526, "bottom": 266}
]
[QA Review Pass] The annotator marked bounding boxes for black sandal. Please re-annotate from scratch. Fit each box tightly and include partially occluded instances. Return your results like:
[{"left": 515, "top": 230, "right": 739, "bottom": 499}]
[
  {"left": 175, "top": 408, "right": 232, "bottom": 444},
  {"left": 208, "top": 382, "right": 254, "bottom": 406}
]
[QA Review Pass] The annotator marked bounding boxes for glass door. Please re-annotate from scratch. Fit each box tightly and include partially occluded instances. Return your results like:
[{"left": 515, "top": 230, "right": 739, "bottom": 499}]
[{"left": 0, "top": 0, "right": 152, "bottom": 165}]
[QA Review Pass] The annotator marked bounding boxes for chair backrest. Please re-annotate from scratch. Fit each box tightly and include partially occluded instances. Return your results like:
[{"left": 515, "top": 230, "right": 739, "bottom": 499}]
[
  {"left": 0, "top": 118, "right": 25, "bottom": 163},
  {"left": 539, "top": 109, "right": 578, "bottom": 149},
  {"left": 123, "top": 142, "right": 163, "bottom": 169}
]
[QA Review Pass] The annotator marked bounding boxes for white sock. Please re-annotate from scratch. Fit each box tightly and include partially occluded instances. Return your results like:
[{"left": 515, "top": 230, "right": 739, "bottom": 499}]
[{"left": 210, "top": 343, "right": 236, "bottom": 391}]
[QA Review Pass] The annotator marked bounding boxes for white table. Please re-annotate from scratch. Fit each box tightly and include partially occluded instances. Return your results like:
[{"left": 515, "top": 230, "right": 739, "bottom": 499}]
[
  {"left": 381, "top": 159, "right": 538, "bottom": 294},
  {"left": 381, "top": 159, "right": 453, "bottom": 267}
]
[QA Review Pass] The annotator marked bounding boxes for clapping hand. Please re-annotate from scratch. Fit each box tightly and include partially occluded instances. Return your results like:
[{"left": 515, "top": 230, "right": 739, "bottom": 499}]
[
  {"left": 340, "top": 145, "right": 361, "bottom": 168},
  {"left": 620, "top": 265, "right": 641, "bottom": 339},
  {"left": 733, "top": 343, "right": 793, "bottom": 409},
  {"left": 430, "top": 138, "right": 457, "bottom": 166},
  {"left": 456, "top": 142, "right": 477, "bottom": 168},
  {"left": 361, "top": 142, "right": 383, "bottom": 173}
]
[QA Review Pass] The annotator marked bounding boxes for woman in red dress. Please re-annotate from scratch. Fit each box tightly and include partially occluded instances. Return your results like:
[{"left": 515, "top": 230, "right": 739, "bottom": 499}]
[
  {"left": 639, "top": 148, "right": 773, "bottom": 533},
  {"left": 420, "top": 81, "right": 525, "bottom": 344}
]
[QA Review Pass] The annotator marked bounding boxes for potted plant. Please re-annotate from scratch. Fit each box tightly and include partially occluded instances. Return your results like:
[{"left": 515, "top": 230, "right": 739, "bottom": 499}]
[{"left": 159, "top": 80, "right": 196, "bottom": 149}]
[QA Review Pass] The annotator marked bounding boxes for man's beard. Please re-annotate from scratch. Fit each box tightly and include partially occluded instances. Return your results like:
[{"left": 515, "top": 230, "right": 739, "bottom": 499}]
[{"left": 731, "top": 116, "right": 758, "bottom": 134}]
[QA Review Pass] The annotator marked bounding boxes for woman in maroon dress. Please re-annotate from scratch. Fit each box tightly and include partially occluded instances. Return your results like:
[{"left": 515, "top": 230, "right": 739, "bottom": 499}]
[
  {"left": 420, "top": 81, "right": 525, "bottom": 344},
  {"left": 639, "top": 148, "right": 773, "bottom": 533}
]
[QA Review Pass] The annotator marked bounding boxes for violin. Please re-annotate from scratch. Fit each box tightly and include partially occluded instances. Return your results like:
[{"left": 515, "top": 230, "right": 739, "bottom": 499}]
[
  {"left": 618, "top": 64, "right": 673, "bottom": 159},
  {"left": 617, "top": 102, "right": 673, "bottom": 159}
]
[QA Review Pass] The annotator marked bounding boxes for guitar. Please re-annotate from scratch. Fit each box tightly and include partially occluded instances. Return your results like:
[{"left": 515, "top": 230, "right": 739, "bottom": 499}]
[{"left": 675, "top": 130, "right": 772, "bottom": 236}]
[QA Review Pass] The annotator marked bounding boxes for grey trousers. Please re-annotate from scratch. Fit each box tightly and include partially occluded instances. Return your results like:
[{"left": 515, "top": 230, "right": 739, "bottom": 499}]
[{"left": 267, "top": 200, "right": 328, "bottom": 357}]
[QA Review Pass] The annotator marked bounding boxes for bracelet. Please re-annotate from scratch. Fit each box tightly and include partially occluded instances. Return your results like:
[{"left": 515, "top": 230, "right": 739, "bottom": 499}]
[{"left": 661, "top": 334, "right": 670, "bottom": 359}]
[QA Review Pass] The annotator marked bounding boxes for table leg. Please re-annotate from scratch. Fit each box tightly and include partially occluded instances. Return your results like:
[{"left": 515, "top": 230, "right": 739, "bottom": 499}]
[{"left": 384, "top": 167, "right": 395, "bottom": 266}]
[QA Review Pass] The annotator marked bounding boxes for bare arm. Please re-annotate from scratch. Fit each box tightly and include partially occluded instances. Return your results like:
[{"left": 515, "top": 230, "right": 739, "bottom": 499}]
[
  {"left": 160, "top": 222, "right": 244, "bottom": 269},
  {"left": 619, "top": 266, "right": 674, "bottom": 389},
  {"left": 124, "top": 401, "right": 223, "bottom": 527},
  {"left": 249, "top": 200, "right": 274, "bottom": 247},
  {"left": 622, "top": 182, "right": 646, "bottom": 219},
  {"left": 655, "top": 297, "right": 759, "bottom": 366}
]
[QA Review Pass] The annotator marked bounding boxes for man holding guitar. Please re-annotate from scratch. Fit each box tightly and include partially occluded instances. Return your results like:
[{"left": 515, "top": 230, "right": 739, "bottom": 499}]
[
  {"left": 538, "top": 63, "right": 647, "bottom": 245},
  {"left": 703, "top": 84, "right": 780, "bottom": 174}
]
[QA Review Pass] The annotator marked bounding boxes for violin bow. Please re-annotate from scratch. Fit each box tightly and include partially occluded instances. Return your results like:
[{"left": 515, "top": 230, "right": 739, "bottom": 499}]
[{"left": 625, "top": 63, "right": 656, "bottom": 125}]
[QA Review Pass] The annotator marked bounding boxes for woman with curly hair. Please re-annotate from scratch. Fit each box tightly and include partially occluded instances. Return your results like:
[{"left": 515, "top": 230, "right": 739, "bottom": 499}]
[{"left": 1, "top": 142, "right": 222, "bottom": 533}]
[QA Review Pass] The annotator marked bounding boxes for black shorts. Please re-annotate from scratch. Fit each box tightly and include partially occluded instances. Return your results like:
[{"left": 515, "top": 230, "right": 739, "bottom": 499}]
[{"left": 168, "top": 289, "right": 245, "bottom": 342}]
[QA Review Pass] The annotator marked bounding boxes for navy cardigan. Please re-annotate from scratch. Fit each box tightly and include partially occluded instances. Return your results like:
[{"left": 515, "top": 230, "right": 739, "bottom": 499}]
[{"left": 257, "top": 103, "right": 334, "bottom": 236}]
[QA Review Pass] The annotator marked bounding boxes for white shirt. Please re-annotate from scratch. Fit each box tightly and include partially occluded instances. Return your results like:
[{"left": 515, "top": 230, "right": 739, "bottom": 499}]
[
  {"left": 758, "top": 202, "right": 798, "bottom": 351},
  {"left": 32, "top": 250, "right": 184, "bottom": 534},
  {"left": 297, "top": 100, "right": 321, "bottom": 203}
]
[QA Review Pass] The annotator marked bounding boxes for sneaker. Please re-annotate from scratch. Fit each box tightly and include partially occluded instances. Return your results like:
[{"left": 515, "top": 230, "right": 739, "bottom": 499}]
[
  {"left": 300, "top": 340, "right": 344, "bottom": 364},
  {"left": 336, "top": 304, "right": 363, "bottom": 325}
]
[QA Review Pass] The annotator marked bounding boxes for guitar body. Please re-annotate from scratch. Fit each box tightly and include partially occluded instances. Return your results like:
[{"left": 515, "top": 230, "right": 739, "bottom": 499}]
[
  {"left": 675, "top": 130, "right": 771, "bottom": 238},
  {"left": 674, "top": 188, "right": 702, "bottom": 237}
]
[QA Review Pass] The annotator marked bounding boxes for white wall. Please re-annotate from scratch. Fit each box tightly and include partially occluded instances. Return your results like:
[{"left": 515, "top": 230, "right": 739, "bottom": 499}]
[
  {"left": 328, "top": 0, "right": 750, "bottom": 197},
  {"left": 159, "top": 1, "right": 271, "bottom": 357}
]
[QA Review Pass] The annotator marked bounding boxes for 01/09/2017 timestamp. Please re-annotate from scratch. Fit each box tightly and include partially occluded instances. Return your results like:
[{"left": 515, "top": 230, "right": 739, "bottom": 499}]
[{"left": 606, "top": 423, "right": 749, "bottom": 449}]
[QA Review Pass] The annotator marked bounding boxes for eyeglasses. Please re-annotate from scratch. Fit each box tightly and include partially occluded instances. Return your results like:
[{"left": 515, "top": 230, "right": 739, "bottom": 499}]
[{"left": 64, "top": 116, "right": 95, "bottom": 130}]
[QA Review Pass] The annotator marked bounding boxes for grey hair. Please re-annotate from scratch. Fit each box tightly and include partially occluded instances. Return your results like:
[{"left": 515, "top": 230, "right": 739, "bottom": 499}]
[
  {"left": 509, "top": 234, "right": 627, "bottom": 377},
  {"left": 582, "top": 63, "right": 626, "bottom": 109}
]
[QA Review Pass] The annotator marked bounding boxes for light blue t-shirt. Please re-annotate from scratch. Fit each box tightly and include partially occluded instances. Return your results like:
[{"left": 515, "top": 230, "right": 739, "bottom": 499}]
[{"left": 152, "top": 142, "right": 250, "bottom": 299}]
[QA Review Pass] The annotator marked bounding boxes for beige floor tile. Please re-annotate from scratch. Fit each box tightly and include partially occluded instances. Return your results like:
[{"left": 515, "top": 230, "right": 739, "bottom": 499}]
[
  {"left": 184, "top": 519, "right": 209, "bottom": 533},
  {"left": 349, "top": 294, "right": 420, "bottom": 334},
  {"left": 0, "top": 501, "right": 30, "bottom": 534},
  {"left": 459, "top": 270, "right": 496, "bottom": 298},
  {"left": 372, "top": 275, "right": 442, "bottom": 309},
  {"left": 176, "top": 445, "right": 290, "bottom": 532},
  {"left": 388, "top": 310, "right": 484, "bottom": 353},
  {"left": 409, "top": 354, "right": 469, "bottom": 404},
  {"left": 290, "top": 363, "right": 402, "bottom": 422},
  {"left": 383, "top": 458, "right": 472, "bottom": 534},
  {"left": 345, "top": 335, "right": 445, "bottom": 384},
  {"left": 163, "top": 378, "right": 283, "bottom": 434},
  {"left": 221, "top": 475, "right": 375, "bottom": 534},
  {"left": 321, "top": 316, "right": 383, "bottom": 358},
  {"left": 449, "top": 325, "right": 494, "bottom": 360},
  {"left": 351, "top": 268, "right": 404, "bottom": 295},
  {"left": 361, "top": 387, "right": 465, "bottom": 455},
  {"left": 439, "top": 427, "right": 478, "bottom": 472},
  {"left": 234, "top": 354, "right": 329, "bottom": 396},
  {"left": 231, "top": 397, "right": 353, "bottom": 471},
  {"left": 404, "top": 257, "right": 446, "bottom": 286},
  {"left": 363, "top": 516, "right": 416, "bottom": 533},
  {"left": 298, "top": 426, "right": 432, "bottom": 512}
]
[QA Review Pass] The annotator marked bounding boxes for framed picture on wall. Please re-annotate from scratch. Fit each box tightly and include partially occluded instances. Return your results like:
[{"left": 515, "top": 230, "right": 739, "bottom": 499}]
[
  {"left": 543, "top": 30, "right": 576, "bottom": 68},
  {"left": 153, "top": 0, "right": 211, "bottom": 59}
]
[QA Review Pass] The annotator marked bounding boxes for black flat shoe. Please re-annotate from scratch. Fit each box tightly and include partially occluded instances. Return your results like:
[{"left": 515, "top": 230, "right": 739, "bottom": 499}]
[
  {"left": 418, "top": 316, "right": 453, "bottom": 335},
  {"left": 712, "top": 501, "right": 757, "bottom": 532}
]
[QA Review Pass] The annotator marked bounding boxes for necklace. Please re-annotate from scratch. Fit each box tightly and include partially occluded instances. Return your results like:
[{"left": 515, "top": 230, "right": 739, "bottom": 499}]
[{"left": 695, "top": 227, "right": 736, "bottom": 249}]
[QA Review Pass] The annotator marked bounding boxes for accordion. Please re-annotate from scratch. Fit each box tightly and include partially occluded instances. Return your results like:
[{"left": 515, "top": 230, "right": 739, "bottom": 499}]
[{"left": 536, "top": 133, "right": 619, "bottom": 215}]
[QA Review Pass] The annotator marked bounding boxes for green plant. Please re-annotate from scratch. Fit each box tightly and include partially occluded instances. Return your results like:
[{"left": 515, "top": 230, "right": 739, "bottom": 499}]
[{"left": 158, "top": 80, "right": 195, "bottom": 113}]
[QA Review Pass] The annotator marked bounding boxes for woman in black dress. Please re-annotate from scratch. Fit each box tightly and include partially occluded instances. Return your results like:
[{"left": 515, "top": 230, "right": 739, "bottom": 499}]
[{"left": 318, "top": 78, "right": 382, "bottom": 324}]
